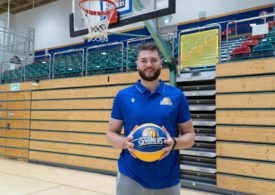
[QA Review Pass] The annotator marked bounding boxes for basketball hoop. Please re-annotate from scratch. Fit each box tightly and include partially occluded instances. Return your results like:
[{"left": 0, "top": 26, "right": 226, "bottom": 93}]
[{"left": 79, "top": 0, "right": 118, "bottom": 42}]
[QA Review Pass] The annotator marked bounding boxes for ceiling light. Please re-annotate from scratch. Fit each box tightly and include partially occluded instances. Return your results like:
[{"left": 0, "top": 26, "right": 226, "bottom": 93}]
[{"left": 162, "top": 15, "right": 172, "bottom": 25}]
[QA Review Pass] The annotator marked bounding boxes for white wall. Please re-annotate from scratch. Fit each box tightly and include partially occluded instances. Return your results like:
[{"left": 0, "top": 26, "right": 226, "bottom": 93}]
[
  {"left": 14, "top": 0, "right": 83, "bottom": 50},
  {"left": 0, "top": 14, "right": 8, "bottom": 28},
  {"left": 172, "top": 0, "right": 275, "bottom": 25},
  {"left": 0, "top": 12, "right": 14, "bottom": 29},
  {"left": 9, "top": 0, "right": 275, "bottom": 50}
]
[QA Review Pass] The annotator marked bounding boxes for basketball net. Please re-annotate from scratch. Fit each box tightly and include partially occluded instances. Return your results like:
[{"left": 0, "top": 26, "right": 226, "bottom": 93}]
[{"left": 79, "top": 0, "right": 118, "bottom": 42}]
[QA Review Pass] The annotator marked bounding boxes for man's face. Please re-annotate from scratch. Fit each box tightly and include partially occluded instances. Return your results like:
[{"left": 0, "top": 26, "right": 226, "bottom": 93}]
[{"left": 136, "top": 50, "right": 162, "bottom": 81}]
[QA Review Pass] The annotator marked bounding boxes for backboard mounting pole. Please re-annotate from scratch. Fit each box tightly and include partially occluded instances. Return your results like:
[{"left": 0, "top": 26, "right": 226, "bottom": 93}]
[
  {"left": 133, "top": 0, "right": 176, "bottom": 86},
  {"left": 72, "top": 0, "right": 75, "bottom": 13}
]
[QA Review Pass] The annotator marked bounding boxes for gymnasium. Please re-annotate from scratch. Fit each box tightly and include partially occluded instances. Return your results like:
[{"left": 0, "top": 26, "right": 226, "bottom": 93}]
[{"left": 0, "top": 0, "right": 275, "bottom": 194}]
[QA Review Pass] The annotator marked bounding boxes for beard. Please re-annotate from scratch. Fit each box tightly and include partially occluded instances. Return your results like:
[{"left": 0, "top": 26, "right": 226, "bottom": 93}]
[{"left": 138, "top": 67, "right": 161, "bottom": 81}]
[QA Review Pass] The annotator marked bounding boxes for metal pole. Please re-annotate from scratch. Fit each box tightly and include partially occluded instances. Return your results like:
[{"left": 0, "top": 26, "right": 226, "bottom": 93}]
[
  {"left": 7, "top": 0, "right": 10, "bottom": 29},
  {"left": 72, "top": 0, "right": 75, "bottom": 13},
  {"left": 233, "top": 13, "right": 275, "bottom": 23},
  {"left": 85, "top": 48, "right": 88, "bottom": 76},
  {"left": 81, "top": 48, "right": 84, "bottom": 76},
  {"left": 120, "top": 42, "right": 124, "bottom": 73},
  {"left": 126, "top": 41, "right": 129, "bottom": 72},
  {"left": 0, "top": 62, "right": 2, "bottom": 84},
  {"left": 226, "top": 21, "right": 232, "bottom": 63}
]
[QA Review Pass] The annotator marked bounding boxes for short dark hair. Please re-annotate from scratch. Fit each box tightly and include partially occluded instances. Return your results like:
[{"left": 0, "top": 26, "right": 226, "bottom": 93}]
[{"left": 137, "top": 44, "right": 161, "bottom": 60}]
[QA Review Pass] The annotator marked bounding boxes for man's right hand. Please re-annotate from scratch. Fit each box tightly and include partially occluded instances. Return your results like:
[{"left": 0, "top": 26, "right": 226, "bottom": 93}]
[{"left": 125, "top": 136, "right": 137, "bottom": 158}]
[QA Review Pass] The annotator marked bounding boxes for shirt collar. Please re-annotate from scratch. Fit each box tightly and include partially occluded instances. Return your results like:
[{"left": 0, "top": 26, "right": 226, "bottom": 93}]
[{"left": 135, "top": 80, "right": 165, "bottom": 95}]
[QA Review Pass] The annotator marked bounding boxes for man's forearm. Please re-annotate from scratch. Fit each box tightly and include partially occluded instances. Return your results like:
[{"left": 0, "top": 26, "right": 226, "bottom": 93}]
[
  {"left": 173, "top": 132, "right": 195, "bottom": 150},
  {"left": 106, "top": 132, "right": 127, "bottom": 149}
]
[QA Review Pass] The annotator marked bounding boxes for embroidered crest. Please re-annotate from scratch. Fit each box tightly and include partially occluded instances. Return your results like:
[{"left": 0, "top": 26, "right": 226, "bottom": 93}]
[{"left": 160, "top": 97, "right": 173, "bottom": 106}]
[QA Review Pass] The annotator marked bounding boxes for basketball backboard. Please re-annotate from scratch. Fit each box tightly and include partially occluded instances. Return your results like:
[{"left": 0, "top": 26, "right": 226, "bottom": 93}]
[{"left": 70, "top": 0, "right": 175, "bottom": 37}]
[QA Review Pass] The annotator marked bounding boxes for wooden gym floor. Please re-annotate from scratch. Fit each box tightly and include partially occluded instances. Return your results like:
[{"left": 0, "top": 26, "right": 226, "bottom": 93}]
[{"left": 0, "top": 158, "right": 217, "bottom": 195}]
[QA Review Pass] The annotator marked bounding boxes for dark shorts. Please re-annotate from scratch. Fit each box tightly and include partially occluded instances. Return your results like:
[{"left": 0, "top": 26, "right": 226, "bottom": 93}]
[{"left": 116, "top": 172, "right": 181, "bottom": 195}]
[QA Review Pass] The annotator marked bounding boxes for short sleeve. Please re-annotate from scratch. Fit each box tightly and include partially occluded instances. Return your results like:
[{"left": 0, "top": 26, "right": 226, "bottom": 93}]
[
  {"left": 176, "top": 93, "right": 191, "bottom": 123},
  {"left": 111, "top": 92, "right": 124, "bottom": 120}
]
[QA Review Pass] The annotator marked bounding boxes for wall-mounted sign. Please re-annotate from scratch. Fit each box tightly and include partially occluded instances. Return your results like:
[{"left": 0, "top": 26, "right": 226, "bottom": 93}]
[
  {"left": 10, "top": 83, "right": 20, "bottom": 91},
  {"left": 7, "top": 112, "right": 15, "bottom": 116}
]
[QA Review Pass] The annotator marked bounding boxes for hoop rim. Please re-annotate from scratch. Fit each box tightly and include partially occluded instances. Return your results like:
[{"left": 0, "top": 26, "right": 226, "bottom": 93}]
[{"left": 79, "top": 0, "right": 116, "bottom": 16}]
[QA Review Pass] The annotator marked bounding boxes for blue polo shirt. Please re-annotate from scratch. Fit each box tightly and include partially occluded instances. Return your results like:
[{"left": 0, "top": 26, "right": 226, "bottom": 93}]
[{"left": 111, "top": 80, "right": 191, "bottom": 189}]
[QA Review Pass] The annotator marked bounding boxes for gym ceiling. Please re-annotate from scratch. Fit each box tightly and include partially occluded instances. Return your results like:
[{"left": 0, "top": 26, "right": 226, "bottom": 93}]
[{"left": 0, "top": 0, "right": 57, "bottom": 14}]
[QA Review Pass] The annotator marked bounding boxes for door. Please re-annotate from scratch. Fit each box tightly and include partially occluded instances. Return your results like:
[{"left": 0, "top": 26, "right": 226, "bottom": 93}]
[
  {"left": 0, "top": 91, "right": 31, "bottom": 160},
  {"left": 0, "top": 92, "right": 8, "bottom": 156}
]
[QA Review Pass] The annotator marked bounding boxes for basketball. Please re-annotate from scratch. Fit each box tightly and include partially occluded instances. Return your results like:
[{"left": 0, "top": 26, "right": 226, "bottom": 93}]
[{"left": 130, "top": 123, "right": 167, "bottom": 162}]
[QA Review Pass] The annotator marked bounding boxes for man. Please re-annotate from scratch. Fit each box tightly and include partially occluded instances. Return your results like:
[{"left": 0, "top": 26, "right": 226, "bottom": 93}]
[{"left": 106, "top": 44, "right": 195, "bottom": 195}]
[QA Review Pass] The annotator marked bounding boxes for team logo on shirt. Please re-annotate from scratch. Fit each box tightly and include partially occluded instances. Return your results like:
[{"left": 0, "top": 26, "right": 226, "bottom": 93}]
[{"left": 160, "top": 97, "right": 173, "bottom": 106}]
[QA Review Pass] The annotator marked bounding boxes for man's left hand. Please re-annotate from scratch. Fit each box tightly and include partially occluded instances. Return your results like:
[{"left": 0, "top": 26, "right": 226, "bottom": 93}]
[{"left": 159, "top": 126, "right": 175, "bottom": 160}]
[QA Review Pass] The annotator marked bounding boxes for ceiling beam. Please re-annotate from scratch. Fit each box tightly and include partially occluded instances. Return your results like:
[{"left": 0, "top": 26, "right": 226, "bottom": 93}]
[
  {"left": 0, "top": 0, "right": 58, "bottom": 14},
  {"left": 10, "top": 0, "right": 56, "bottom": 13},
  {"left": 0, "top": 1, "right": 8, "bottom": 7},
  {"left": 0, "top": 0, "right": 20, "bottom": 7}
]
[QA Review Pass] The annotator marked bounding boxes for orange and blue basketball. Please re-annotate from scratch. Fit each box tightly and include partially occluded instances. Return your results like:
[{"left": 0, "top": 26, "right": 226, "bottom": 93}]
[{"left": 130, "top": 123, "right": 167, "bottom": 162}]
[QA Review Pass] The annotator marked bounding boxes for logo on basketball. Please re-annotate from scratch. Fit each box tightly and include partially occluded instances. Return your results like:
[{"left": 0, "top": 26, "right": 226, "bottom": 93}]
[
  {"left": 138, "top": 127, "right": 164, "bottom": 147},
  {"left": 130, "top": 123, "right": 167, "bottom": 162}
]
